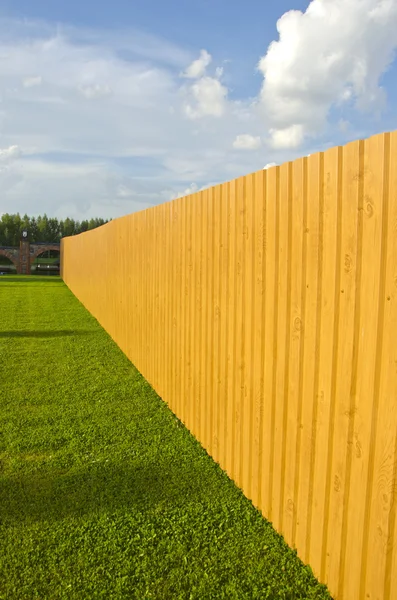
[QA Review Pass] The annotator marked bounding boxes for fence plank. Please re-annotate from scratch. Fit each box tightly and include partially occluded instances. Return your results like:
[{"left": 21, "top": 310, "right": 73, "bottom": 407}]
[{"left": 61, "top": 129, "right": 397, "bottom": 600}]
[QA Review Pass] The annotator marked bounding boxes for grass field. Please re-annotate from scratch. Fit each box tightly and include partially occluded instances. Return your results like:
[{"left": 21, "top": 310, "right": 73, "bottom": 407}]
[{"left": 0, "top": 276, "right": 332, "bottom": 600}]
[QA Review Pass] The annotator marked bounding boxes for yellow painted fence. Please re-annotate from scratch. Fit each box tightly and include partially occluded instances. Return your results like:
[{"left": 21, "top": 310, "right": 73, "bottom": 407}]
[{"left": 61, "top": 130, "right": 397, "bottom": 600}]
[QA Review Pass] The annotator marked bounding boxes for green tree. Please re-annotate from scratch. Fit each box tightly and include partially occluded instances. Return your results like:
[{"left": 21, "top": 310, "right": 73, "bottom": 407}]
[{"left": 0, "top": 213, "right": 110, "bottom": 245}]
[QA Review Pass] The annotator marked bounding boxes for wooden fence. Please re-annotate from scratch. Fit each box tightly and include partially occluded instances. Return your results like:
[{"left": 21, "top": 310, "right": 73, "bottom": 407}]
[{"left": 61, "top": 130, "right": 397, "bottom": 600}]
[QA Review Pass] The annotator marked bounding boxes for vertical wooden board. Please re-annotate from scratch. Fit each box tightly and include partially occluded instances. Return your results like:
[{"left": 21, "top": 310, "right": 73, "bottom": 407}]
[
  {"left": 312, "top": 143, "right": 358, "bottom": 590},
  {"left": 161, "top": 203, "right": 168, "bottom": 400},
  {"left": 105, "top": 227, "right": 111, "bottom": 333},
  {"left": 283, "top": 158, "right": 305, "bottom": 545},
  {"left": 118, "top": 219, "right": 126, "bottom": 357},
  {"left": 119, "top": 219, "right": 126, "bottom": 357},
  {"left": 151, "top": 207, "right": 159, "bottom": 390},
  {"left": 184, "top": 194, "right": 192, "bottom": 429},
  {"left": 187, "top": 193, "right": 196, "bottom": 434},
  {"left": 139, "top": 211, "right": 146, "bottom": 378},
  {"left": 168, "top": 203, "right": 174, "bottom": 410},
  {"left": 134, "top": 212, "right": 140, "bottom": 373},
  {"left": 242, "top": 173, "right": 255, "bottom": 497},
  {"left": 179, "top": 196, "right": 186, "bottom": 422},
  {"left": 115, "top": 219, "right": 122, "bottom": 342},
  {"left": 250, "top": 169, "right": 266, "bottom": 511},
  {"left": 202, "top": 188, "right": 210, "bottom": 451},
  {"left": 205, "top": 187, "right": 215, "bottom": 457},
  {"left": 233, "top": 176, "right": 245, "bottom": 487},
  {"left": 151, "top": 207, "right": 158, "bottom": 386},
  {"left": 110, "top": 224, "right": 117, "bottom": 348},
  {"left": 157, "top": 206, "right": 163, "bottom": 397},
  {"left": 130, "top": 213, "right": 137, "bottom": 367},
  {"left": 158, "top": 204, "right": 166, "bottom": 399},
  {"left": 113, "top": 220, "right": 120, "bottom": 342},
  {"left": 147, "top": 208, "right": 154, "bottom": 386},
  {"left": 105, "top": 224, "right": 113, "bottom": 335},
  {"left": 219, "top": 182, "right": 230, "bottom": 470},
  {"left": 212, "top": 184, "right": 222, "bottom": 465},
  {"left": 193, "top": 191, "right": 203, "bottom": 442},
  {"left": 103, "top": 228, "right": 109, "bottom": 332},
  {"left": 388, "top": 471, "right": 397, "bottom": 600},
  {"left": 123, "top": 216, "right": 128, "bottom": 352},
  {"left": 121, "top": 218, "right": 128, "bottom": 359},
  {"left": 342, "top": 134, "right": 385, "bottom": 600},
  {"left": 122, "top": 216, "right": 128, "bottom": 353},
  {"left": 180, "top": 198, "right": 187, "bottom": 423},
  {"left": 141, "top": 210, "right": 148, "bottom": 378},
  {"left": 169, "top": 200, "right": 177, "bottom": 414},
  {"left": 279, "top": 161, "right": 294, "bottom": 538},
  {"left": 127, "top": 215, "right": 133, "bottom": 360},
  {"left": 260, "top": 166, "right": 277, "bottom": 521},
  {"left": 381, "top": 132, "right": 397, "bottom": 600},
  {"left": 295, "top": 153, "right": 321, "bottom": 561},
  {"left": 363, "top": 133, "right": 396, "bottom": 600},
  {"left": 189, "top": 192, "right": 198, "bottom": 437},
  {"left": 174, "top": 198, "right": 182, "bottom": 417},
  {"left": 225, "top": 179, "right": 237, "bottom": 479},
  {"left": 272, "top": 162, "right": 290, "bottom": 534},
  {"left": 309, "top": 146, "right": 339, "bottom": 578},
  {"left": 200, "top": 189, "right": 209, "bottom": 449},
  {"left": 178, "top": 196, "right": 186, "bottom": 425},
  {"left": 127, "top": 215, "right": 136, "bottom": 367},
  {"left": 168, "top": 200, "right": 175, "bottom": 404},
  {"left": 166, "top": 200, "right": 174, "bottom": 402},
  {"left": 320, "top": 146, "right": 344, "bottom": 584}
]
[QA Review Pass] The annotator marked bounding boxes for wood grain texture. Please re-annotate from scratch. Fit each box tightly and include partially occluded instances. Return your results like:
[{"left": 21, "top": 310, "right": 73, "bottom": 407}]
[{"left": 61, "top": 129, "right": 397, "bottom": 600}]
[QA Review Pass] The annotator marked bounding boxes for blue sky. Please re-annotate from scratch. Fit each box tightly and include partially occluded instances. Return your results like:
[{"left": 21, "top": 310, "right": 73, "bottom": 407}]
[{"left": 0, "top": 0, "right": 396, "bottom": 221}]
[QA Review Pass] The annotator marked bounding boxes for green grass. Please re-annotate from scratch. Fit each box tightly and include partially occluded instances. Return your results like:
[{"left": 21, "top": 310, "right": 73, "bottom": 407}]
[{"left": 0, "top": 276, "right": 333, "bottom": 600}]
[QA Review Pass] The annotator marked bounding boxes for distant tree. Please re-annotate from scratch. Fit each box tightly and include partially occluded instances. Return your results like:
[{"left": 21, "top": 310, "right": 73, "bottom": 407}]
[{"left": 0, "top": 213, "right": 110, "bottom": 245}]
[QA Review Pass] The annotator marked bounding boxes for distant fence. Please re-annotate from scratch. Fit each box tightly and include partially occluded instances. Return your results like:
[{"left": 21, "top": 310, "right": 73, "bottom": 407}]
[{"left": 61, "top": 130, "right": 397, "bottom": 600}]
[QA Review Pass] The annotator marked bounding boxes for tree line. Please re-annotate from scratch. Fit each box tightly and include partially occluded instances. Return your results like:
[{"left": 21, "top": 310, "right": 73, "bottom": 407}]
[{"left": 0, "top": 213, "right": 111, "bottom": 246}]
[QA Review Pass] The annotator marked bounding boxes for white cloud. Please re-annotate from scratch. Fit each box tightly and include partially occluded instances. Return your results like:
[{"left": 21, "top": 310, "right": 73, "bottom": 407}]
[
  {"left": 0, "top": 145, "right": 21, "bottom": 161},
  {"left": 172, "top": 182, "right": 198, "bottom": 199},
  {"left": 268, "top": 124, "right": 304, "bottom": 149},
  {"left": 182, "top": 49, "right": 212, "bottom": 79},
  {"left": 183, "top": 76, "right": 228, "bottom": 119},
  {"left": 233, "top": 134, "right": 262, "bottom": 150},
  {"left": 263, "top": 162, "right": 277, "bottom": 169},
  {"left": 23, "top": 76, "right": 42, "bottom": 88},
  {"left": 170, "top": 180, "right": 222, "bottom": 199},
  {"left": 0, "top": 8, "right": 396, "bottom": 222},
  {"left": 258, "top": 0, "right": 397, "bottom": 148}
]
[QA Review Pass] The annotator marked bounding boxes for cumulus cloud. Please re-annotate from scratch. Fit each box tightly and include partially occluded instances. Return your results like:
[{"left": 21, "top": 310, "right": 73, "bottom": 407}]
[
  {"left": 233, "top": 134, "right": 262, "bottom": 150},
  {"left": 183, "top": 77, "right": 228, "bottom": 119},
  {"left": 258, "top": 0, "right": 397, "bottom": 148},
  {"left": 263, "top": 162, "right": 277, "bottom": 169},
  {"left": 181, "top": 49, "right": 228, "bottom": 119},
  {"left": 268, "top": 124, "right": 304, "bottom": 149},
  {"left": 23, "top": 76, "right": 42, "bottom": 88},
  {"left": 182, "top": 49, "right": 212, "bottom": 79},
  {"left": 1, "top": 6, "right": 396, "bottom": 221}
]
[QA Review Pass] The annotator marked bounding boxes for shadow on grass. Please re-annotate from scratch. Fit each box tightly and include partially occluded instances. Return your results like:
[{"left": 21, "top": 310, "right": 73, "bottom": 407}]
[
  {"left": 0, "top": 330, "right": 98, "bottom": 338},
  {"left": 0, "top": 461, "right": 216, "bottom": 524}
]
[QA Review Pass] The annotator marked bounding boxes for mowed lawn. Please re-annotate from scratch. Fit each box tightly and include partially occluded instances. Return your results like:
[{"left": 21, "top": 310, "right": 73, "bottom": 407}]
[{"left": 0, "top": 276, "right": 332, "bottom": 600}]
